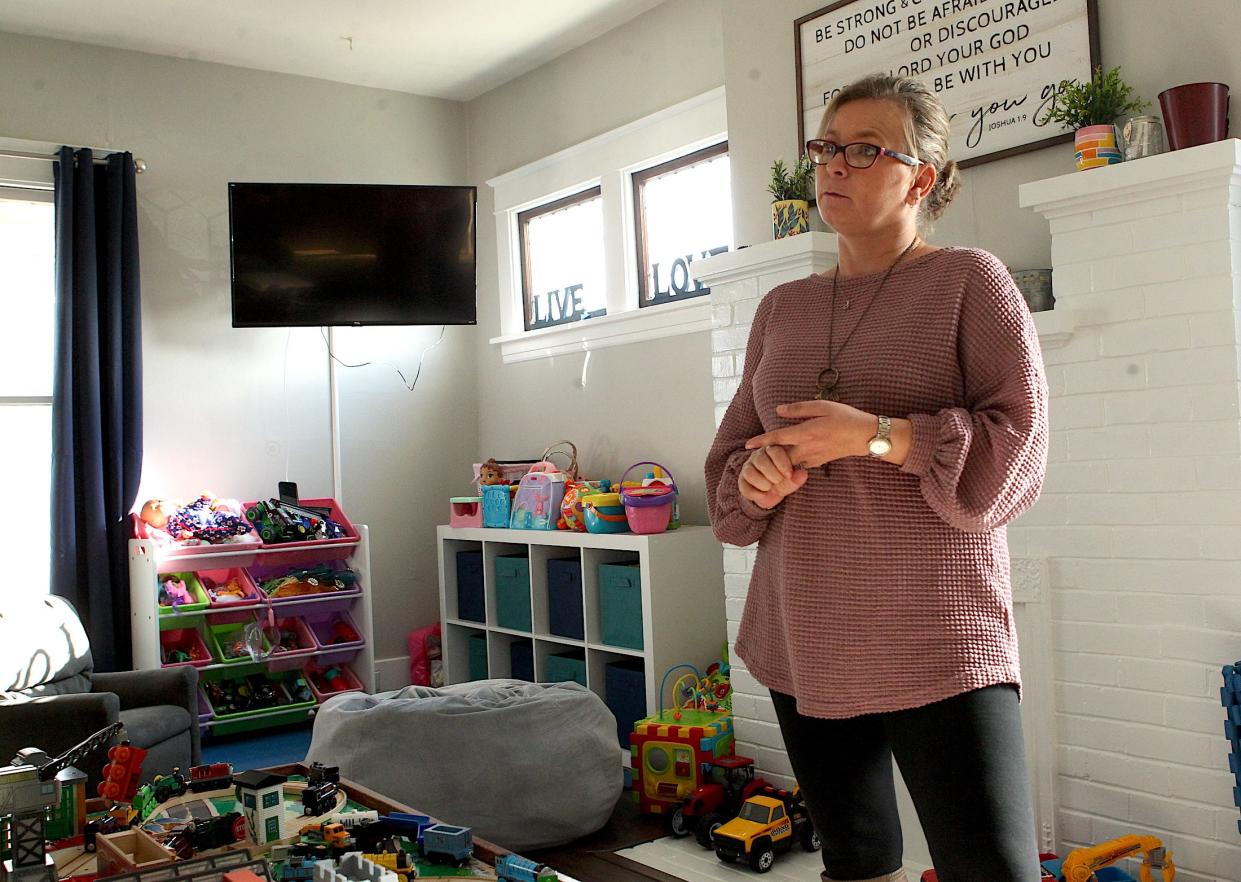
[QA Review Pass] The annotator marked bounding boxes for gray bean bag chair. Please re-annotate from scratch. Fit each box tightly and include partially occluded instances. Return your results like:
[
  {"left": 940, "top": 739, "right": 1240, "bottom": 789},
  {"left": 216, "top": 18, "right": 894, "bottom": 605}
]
[{"left": 305, "top": 679, "right": 623, "bottom": 851}]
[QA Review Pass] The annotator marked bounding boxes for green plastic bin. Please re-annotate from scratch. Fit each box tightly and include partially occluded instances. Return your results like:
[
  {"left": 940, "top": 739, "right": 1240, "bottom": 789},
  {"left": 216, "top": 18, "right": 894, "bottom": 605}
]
[
  {"left": 495, "top": 554, "right": 531, "bottom": 632},
  {"left": 199, "top": 668, "right": 316, "bottom": 736},
  {"left": 207, "top": 619, "right": 273, "bottom": 665},
  {"left": 467, "top": 632, "right": 488, "bottom": 681},
  {"left": 599, "top": 561, "right": 643, "bottom": 649},
  {"left": 544, "top": 650, "right": 587, "bottom": 688},
  {"left": 156, "top": 572, "right": 209, "bottom": 617}
]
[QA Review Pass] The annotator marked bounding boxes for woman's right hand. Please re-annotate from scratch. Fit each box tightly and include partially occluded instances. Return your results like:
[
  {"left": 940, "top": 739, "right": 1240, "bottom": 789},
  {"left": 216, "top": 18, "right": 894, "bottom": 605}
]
[{"left": 738, "top": 445, "right": 808, "bottom": 509}]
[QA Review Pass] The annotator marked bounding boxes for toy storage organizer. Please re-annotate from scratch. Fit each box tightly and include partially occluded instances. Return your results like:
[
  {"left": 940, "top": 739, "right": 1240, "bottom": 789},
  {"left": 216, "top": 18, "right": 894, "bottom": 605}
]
[
  {"left": 128, "top": 524, "right": 375, "bottom": 737},
  {"left": 436, "top": 525, "right": 726, "bottom": 749}
]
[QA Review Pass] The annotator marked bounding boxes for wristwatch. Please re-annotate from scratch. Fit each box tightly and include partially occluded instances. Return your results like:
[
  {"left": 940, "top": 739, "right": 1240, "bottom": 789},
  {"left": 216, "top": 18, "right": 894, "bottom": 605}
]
[{"left": 867, "top": 415, "right": 893, "bottom": 458}]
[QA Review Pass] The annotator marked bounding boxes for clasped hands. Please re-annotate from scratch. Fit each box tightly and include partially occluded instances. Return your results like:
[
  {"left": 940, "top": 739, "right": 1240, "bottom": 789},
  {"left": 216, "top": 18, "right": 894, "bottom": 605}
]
[{"left": 738, "top": 399, "right": 875, "bottom": 510}]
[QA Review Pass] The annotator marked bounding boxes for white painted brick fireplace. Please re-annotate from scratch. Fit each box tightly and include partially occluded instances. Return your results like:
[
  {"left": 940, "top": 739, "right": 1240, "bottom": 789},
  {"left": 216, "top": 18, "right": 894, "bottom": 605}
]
[{"left": 694, "top": 138, "right": 1241, "bottom": 881}]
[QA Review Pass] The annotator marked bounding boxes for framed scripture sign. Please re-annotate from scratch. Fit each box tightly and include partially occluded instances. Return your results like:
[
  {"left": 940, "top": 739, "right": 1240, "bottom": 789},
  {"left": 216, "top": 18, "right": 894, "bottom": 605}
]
[{"left": 795, "top": 0, "right": 1100, "bottom": 168}]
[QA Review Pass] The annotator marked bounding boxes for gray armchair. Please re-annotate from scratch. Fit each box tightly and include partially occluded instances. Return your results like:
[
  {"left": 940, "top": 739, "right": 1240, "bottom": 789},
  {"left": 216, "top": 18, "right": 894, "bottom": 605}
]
[{"left": 0, "top": 595, "right": 201, "bottom": 788}]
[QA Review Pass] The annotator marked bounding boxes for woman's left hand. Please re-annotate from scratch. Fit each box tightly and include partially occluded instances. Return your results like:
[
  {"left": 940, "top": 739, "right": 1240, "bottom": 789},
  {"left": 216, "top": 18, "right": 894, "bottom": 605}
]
[{"left": 745, "top": 400, "right": 875, "bottom": 469}]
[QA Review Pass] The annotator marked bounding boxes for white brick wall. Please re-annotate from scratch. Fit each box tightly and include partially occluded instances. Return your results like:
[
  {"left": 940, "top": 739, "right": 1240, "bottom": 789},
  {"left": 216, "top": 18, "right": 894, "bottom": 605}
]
[{"left": 1021, "top": 139, "right": 1241, "bottom": 881}]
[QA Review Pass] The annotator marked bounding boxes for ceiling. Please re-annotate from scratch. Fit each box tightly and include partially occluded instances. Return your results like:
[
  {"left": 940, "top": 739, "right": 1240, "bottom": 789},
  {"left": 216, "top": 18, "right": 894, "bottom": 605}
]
[{"left": 0, "top": 0, "right": 667, "bottom": 101}]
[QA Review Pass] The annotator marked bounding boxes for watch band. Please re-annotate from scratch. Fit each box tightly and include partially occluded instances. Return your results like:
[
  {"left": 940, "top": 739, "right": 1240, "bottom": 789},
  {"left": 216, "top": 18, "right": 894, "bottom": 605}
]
[{"left": 868, "top": 415, "right": 892, "bottom": 458}]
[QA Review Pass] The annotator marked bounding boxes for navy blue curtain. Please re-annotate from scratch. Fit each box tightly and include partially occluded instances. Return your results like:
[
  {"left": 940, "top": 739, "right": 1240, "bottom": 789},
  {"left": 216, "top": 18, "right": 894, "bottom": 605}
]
[{"left": 51, "top": 147, "right": 143, "bottom": 673}]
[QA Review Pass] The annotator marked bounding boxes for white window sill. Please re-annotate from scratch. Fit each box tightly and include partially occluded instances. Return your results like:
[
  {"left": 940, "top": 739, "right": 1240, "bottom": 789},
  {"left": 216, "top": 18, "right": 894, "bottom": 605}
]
[{"left": 489, "top": 297, "right": 713, "bottom": 364}]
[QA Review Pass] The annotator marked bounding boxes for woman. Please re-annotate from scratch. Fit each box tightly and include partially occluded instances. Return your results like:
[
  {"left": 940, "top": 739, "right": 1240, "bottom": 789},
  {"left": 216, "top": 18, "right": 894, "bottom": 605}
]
[{"left": 704, "top": 73, "right": 1049, "bottom": 882}]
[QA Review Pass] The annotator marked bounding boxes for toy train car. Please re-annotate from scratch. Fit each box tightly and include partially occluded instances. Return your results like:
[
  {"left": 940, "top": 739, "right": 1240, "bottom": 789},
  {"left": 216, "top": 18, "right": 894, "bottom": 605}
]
[
  {"left": 495, "top": 853, "right": 559, "bottom": 882},
  {"left": 191, "top": 812, "right": 247, "bottom": 851},
  {"left": 189, "top": 761, "right": 234, "bottom": 792},
  {"left": 302, "top": 780, "right": 339, "bottom": 816},
  {"left": 307, "top": 762, "right": 340, "bottom": 786},
  {"left": 281, "top": 854, "right": 319, "bottom": 882},
  {"left": 152, "top": 769, "right": 190, "bottom": 802},
  {"left": 419, "top": 824, "right": 473, "bottom": 866}
]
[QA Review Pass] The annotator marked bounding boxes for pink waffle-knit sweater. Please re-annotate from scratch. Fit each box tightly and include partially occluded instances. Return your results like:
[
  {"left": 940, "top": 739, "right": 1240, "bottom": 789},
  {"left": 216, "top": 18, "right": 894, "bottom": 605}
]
[{"left": 705, "top": 246, "right": 1049, "bottom": 718}]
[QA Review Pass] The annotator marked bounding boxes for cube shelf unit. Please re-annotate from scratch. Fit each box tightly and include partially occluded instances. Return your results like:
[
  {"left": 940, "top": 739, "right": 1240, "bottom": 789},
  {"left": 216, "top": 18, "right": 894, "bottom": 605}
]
[
  {"left": 128, "top": 525, "right": 375, "bottom": 735},
  {"left": 436, "top": 525, "right": 726, "bottom": 742}
]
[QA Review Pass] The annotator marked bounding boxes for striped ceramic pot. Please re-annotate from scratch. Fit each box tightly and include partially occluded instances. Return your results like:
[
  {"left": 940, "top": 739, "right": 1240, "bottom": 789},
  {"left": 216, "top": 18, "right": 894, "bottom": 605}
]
[{"left": 1074, "top": 124, "right": 1124, "bottom": 171}]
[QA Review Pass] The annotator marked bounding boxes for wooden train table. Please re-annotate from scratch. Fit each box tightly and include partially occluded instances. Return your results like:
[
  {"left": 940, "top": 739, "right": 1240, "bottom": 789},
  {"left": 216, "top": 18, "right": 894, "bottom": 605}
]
[{"left": 48, "top": 763, "right": 546, "bottom": 882}]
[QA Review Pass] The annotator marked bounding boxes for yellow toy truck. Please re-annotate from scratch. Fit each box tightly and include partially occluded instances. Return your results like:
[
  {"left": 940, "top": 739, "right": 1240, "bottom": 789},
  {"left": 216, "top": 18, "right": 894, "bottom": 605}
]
[{"left": 710, "top": 786, "right": 821, "bottom": 873}]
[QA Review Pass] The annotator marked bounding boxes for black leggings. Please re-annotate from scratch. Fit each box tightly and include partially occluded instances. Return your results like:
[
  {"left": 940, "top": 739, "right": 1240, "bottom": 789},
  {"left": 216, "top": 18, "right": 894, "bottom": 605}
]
[{"left": 771, "top": 684, "right": 1040, "bottom": 882}]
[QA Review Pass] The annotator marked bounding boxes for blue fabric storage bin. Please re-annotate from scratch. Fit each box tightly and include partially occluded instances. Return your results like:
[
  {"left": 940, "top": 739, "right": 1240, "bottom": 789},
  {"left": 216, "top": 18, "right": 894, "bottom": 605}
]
[
  {"left": 456, "top": 550, "right": 485, "bottom": 623},
  {"left": 605, "top": 657, "right": 647, "bottom": 748},
  {"left": 510, "top": 640, "right": 534, "bottom": 681},
  {"left": 547, "top": 558, "right": 584, "bottom": 640},
  {"left": 467, "top": 633, "right": 488, "bottom": 681},
  {"left": 599, "top": 561, "right": 643, "bottom": 650},
  {"left": 544, "top": 650, "right": 587, "bottom": 687},
  {"left": 495, "top": 554, "right": 531, "bottom": 632}
]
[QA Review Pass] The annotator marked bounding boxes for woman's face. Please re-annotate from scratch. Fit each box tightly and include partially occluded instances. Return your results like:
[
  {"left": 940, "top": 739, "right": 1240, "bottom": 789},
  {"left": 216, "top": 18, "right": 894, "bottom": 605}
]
[{"left": 815, "top": 98, "right": 926, "bottom": 236}]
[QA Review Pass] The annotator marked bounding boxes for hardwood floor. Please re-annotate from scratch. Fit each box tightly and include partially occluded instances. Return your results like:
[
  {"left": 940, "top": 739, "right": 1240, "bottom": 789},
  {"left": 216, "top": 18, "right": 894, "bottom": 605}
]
[{"left": 526, "top": 795, "right": 686, "bottom": 882}]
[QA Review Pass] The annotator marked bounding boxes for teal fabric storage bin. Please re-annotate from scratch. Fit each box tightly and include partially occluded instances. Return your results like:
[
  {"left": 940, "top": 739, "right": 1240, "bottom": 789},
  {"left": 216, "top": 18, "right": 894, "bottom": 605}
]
[
  {"left": 599, "top": 561, "right": 643, "bottom": 649},
  {"left": 495, "top": 553, "right": 531, "bottom": 632},
  {"left": 544, "top": 650, "right": 587, "bottom": 687},
  {"left": 467, "top": 633, "right": 488, "bottom": 681}
]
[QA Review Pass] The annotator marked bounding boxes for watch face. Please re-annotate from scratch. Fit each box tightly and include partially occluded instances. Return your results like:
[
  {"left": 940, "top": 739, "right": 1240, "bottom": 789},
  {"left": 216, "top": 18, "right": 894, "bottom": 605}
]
[{"left": 869, "top": 437, "right": 893, "bottom": 456}]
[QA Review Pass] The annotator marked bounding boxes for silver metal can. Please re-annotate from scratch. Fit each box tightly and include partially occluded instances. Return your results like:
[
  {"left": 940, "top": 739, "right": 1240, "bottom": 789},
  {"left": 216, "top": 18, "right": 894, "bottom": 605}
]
[{"left": 1123, "top": 115, "right": 1166, "bottom": 160}]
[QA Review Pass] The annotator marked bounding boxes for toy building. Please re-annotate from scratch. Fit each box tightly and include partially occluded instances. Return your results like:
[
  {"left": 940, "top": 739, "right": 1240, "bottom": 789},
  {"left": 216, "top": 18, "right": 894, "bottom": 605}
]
[{"left": 232, "top": 771, "right": 288, "bottom": 846}]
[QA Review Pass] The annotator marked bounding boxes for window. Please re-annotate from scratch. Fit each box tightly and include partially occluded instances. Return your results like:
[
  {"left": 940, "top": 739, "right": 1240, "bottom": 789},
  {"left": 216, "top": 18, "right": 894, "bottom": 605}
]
[
  {"left": 633, "top": 141, "right": 732, "bottom": 307},
  {"left": 518, "top": 186, "right": 607, "bottom": 331},
  {"left": 488, "top": 88, "right": 728, "bottom": 364},
  {"left": 262, "top": 791, "right": 280, "bottom": 809},
  {"left": 0, "top": 190, "right": 54, "bottom": 598},
  {"left": 244, "top": 793, "right": 257, "bottom": 809}
]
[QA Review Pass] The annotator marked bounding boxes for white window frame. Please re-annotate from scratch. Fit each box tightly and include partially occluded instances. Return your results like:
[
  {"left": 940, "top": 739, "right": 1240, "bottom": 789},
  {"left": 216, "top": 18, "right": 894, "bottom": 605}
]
[{"left": 488, "top": 87, "right": 727, "bottom": 364}]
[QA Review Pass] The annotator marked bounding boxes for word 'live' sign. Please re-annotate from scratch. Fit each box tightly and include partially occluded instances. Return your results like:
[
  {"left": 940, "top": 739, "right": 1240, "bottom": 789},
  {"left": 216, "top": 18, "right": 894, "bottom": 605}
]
[{"left": 795, "top": 0, "right": 1098, "bottom": 166}]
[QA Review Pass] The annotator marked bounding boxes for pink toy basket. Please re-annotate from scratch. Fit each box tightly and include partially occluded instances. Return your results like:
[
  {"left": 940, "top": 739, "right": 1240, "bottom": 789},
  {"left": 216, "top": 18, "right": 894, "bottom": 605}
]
[{"left": 620, "top": 461, "right": 678, "bottom": 535}]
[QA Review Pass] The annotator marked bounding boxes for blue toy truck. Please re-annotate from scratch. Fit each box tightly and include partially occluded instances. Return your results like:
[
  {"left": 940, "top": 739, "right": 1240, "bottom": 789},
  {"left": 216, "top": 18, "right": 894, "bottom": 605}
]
[
  {"left": 419, "top": 824, "right": 473, "bottom": 866},
  {"left": 495, "top": 853, "right": 559, "bottom": 882}
]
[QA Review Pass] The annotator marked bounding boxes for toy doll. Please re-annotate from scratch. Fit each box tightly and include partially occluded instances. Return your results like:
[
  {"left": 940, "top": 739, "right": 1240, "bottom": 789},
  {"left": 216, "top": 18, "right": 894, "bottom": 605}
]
[{"left": 478, "top": 459, "right": 507, "bottom": 486}]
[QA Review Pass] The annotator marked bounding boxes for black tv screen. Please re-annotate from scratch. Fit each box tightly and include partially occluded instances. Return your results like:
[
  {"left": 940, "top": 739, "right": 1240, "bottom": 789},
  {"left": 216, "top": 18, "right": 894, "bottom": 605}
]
[{"left": 229, "top": 182, "right": 477, "bottom": 327}]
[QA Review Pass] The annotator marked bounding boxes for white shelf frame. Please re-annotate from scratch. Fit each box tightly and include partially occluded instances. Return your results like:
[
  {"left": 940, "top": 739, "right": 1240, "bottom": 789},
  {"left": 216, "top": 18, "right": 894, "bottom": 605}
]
[
  {"left": 128, "top": 526, "right": 376, "bottom": 729},
  {"left": 436, "top": 525, "right": 726, "bottom": 720}
]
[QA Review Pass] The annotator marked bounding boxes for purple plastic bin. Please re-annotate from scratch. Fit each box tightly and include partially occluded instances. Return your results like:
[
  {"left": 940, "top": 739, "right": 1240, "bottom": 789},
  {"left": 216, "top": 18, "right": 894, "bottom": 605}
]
[
  {"left": 247, "top": 562, "right": 362, "bottom": 616},
  {"left": 306, "top": 610, "right": 364, "bottom": 666},
  {"left": 197, "top": 688, "right": 213, "bottom": 735}
]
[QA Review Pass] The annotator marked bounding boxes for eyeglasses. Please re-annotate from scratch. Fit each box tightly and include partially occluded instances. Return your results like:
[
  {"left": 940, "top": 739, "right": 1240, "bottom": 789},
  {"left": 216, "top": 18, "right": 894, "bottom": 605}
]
[{"left": 805, "top": 139, "right": 921, "bottom": 169}]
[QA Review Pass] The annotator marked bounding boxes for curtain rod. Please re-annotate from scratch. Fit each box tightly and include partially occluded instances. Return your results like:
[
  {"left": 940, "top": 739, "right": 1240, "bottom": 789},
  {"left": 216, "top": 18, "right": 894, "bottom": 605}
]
[{"left": 0, "top": 147, "right": 147, "bottom": 173}]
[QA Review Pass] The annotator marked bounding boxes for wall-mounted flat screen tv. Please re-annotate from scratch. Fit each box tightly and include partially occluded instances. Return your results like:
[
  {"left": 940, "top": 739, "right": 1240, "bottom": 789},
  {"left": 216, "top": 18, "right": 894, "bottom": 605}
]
[{"left": 229, "top": 182, "right": 477, "bottom": 327}]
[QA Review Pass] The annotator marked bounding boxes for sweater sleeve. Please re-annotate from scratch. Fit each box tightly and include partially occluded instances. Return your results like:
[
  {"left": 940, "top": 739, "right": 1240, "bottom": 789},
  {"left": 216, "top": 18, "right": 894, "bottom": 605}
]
[
  {"left": 900, "top": 253, "right": 1049, "bottom": 533},
  {"left": 704, "top": 292, "right": 779, "bottom": 547}
]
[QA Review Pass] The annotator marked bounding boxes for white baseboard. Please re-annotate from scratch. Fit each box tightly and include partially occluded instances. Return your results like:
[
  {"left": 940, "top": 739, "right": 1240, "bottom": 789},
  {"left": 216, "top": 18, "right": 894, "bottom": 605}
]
[{"left": 372, "top": 655, "right": 412, "bottom": 693}]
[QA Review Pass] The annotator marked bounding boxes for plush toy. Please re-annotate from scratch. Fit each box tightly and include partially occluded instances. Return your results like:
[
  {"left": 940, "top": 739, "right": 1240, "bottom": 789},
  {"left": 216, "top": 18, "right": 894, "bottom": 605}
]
[
  {"left": 138, "top": 494, "right": 252, "bottom": 545},
  {"left": 478, "top": 458, "right": 507, "bottom": 486}
]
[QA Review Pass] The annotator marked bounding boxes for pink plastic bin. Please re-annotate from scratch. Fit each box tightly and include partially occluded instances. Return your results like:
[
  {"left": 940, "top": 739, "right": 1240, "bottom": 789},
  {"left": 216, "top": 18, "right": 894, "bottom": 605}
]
[
  {"left": 306, "top": 610, "right": 364, "bottom": 666},
  {"left": 160, "top": 626, "right": 213, "bottom": 668},
  {"left": 304, "top": 662, "right": 364, "bottom": 702},
  {"left": 266, "top": 616, "right": 318, "bottom": 672},
  {"left": 199, "top": 568, "right": 263, "bottom": 608},
  {"left": 131, "top": 513, "right": 262, "bottom": 567},
  {"left": 240, "top": 498, "right": 360, "bottom": 566}
]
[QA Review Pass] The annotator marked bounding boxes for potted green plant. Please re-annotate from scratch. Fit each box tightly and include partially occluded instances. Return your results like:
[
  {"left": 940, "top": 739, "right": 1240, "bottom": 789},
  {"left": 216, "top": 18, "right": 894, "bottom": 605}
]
[
  {"left": 1040, "top": 65, "right": 1149, "bottom": 170},
  {"left": 768, "top": 154, "right": 814, "bottom": 238}
]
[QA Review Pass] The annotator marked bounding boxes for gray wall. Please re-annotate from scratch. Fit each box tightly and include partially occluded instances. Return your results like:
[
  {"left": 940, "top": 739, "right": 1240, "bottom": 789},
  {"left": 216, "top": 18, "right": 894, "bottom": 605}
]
[
  {"left": 467, "top": 0, "right": 726, "bottom": 523},
  {"left": 0, "top": 31, "right": 476, "bottom": 666}
]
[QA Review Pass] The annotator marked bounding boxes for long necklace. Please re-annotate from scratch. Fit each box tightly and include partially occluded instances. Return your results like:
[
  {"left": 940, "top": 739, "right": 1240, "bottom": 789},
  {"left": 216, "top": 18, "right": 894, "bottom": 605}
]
[{"left": 815, "top": 237, "right": 919, "bottom": 403}]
